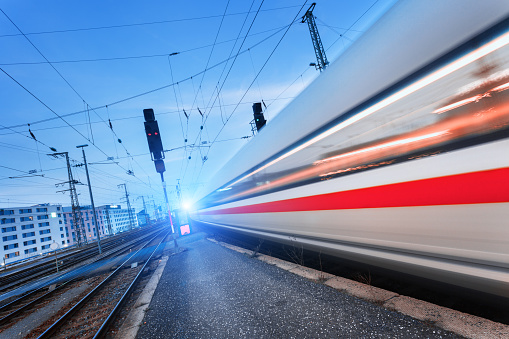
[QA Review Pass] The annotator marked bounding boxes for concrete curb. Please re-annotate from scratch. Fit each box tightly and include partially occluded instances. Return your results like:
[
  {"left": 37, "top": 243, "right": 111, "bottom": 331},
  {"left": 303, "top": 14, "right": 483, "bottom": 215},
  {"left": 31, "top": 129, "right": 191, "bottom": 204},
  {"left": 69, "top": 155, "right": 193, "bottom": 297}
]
[
  {"left": 207, "top": 238, "right": 509, "bottom": 339},
  {"left": 114, "top": 255, "right": 169, "bottom": 339}
]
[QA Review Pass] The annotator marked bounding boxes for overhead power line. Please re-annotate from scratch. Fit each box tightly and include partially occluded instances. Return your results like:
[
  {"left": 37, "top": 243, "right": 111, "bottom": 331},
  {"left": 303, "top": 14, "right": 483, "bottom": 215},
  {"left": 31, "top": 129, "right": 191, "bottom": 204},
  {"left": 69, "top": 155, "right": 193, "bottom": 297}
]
[
  {"left": 0, "top": 23, "right": 291, "bottom": 131},
  {"left": 1, "top": 8, "right": 160, "bottom": 191},
  {"left": 0, "top": 5, "right": 301, "bottom": 37},
  {"left": 188, "top": 1, "right": 309, "bottom": 190},
  {"left": 0, "top": 24, "right": 292, "bottom": 66},
  {"left": 0, "top": 66, "right": 156, "bottom": 192}
]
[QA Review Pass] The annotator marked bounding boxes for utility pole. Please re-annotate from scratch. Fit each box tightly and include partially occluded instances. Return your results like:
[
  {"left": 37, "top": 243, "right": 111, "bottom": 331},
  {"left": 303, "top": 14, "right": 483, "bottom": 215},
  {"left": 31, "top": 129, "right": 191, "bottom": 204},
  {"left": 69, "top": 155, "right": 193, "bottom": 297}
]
[
  {"left": 302, "top": 3, "right": 329, "bottom": 72},
  {"left": 140, "top": 196, "right": 150, "bottom": 225},
  {"left": 161, "top": 172, "right": 178, "bottom": 248},
  {"left": 76, "top": 144, "right": 101, "bottom": 254},
  {"left": 50, "top": 152, "right": 87, "bottom": 247},
  {"left": 176, "top": 179, "right": 182, "bottom": 207},
  {"left": 118, "top": 183, "right": 134, "bottom": 231},
  {"left": 151, "top": 200, "right": 158, "bottom": 220}
]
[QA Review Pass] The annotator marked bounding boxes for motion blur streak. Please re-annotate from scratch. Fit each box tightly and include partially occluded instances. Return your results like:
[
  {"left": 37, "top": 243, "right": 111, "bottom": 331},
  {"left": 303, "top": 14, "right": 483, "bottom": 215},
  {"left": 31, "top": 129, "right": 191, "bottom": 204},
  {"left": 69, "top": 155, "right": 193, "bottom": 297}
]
[
  {"left": 223, "top": 29, "right": 509, "bottom": 191},
  {"left": 192, "top": 2, "right": 509, "bottom": 299}
]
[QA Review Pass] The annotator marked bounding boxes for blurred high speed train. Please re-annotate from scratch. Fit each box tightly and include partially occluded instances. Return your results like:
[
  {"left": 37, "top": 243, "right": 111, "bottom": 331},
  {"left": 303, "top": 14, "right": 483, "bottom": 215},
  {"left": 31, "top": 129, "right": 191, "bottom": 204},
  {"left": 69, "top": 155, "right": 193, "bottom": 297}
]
[{"left": 190, "top": 1, "right": 509, "bottom": 298}]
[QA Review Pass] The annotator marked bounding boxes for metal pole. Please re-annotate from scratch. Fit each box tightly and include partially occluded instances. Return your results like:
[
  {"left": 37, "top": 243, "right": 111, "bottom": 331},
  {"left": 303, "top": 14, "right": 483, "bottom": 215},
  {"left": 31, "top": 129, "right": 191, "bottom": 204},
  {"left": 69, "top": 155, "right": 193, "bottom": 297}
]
[
  {"left": 161, "top": 172, "right": 178, "bottom": 249},
  {"left": 141, "top": 196, "right": 150, "bottom": 225},
  {"left": 55, "top": 251, "right": 59, "bottom": 273},
  {"left": 123, "top": 184, "right": 134, "bottom": 231},
  {"left": 77, "top": 145, "right": 102, "bottom": 255}
]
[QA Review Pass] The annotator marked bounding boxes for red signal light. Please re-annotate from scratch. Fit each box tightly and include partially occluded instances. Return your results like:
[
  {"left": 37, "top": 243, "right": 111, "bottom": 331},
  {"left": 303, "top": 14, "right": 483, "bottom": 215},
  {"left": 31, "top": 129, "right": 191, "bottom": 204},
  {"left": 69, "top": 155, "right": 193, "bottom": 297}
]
[
  {"left": 148, "top": 133, "right": 152, "bottom": 136},
  {"left": 155, "top": 132, "right": 158, "bottom": 135}
]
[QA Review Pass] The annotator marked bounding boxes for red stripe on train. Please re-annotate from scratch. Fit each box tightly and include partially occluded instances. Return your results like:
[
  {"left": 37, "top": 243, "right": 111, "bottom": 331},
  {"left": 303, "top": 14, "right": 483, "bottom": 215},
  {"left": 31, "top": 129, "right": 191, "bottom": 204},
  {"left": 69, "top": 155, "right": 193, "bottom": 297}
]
[{"left": 202, "top": 168, "right": 509, "bottom": 215}]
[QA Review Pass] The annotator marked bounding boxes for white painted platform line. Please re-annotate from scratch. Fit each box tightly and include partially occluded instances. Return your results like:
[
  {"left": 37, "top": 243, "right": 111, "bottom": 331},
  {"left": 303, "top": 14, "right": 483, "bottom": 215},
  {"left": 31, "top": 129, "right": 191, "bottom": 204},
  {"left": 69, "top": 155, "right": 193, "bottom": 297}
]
[{"left": 208, "top": 238, "right": 509, "bottom": 339}]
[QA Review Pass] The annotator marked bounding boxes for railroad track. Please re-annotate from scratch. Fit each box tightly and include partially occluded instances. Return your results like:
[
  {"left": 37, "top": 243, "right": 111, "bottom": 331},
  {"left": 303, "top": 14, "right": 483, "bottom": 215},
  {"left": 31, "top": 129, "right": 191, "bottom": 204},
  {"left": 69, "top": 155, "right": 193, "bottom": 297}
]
[
  {"left": 0, "top": 223, "right": 166, "bottom": 295},
  {"left": 23, "top": 228, "right": 171, "bottom": 338}
]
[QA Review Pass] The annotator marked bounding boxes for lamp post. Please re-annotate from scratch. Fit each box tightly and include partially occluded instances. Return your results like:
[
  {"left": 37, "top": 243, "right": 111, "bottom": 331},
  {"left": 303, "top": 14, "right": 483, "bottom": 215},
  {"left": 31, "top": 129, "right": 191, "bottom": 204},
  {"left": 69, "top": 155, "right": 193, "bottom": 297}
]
[{"left": 76, "top": 144, "right": 102, "bottom": 254}]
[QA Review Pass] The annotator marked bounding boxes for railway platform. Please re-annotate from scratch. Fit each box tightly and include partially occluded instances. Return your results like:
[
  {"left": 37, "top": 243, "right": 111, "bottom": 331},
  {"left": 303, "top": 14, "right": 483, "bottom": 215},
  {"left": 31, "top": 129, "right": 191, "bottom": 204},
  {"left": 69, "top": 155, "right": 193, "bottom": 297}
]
[{"left": 126, "top": 233, "right": 466, "bottom": 338}]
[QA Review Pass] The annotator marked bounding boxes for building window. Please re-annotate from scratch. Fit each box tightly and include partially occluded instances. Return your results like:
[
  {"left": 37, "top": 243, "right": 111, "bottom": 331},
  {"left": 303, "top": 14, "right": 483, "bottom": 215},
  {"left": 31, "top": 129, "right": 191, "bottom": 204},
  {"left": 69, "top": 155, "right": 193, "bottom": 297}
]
[
  {"left": 38, "top": 222, "right": 50, "bottom": 227},
  {"left": 1, "top": 218, "right": 15, "bottom": 224},
  {"left": 39, "top": 229, "right": 51, "bottom": 235},
  {"left": 22, "top": 224, "right": 34, "bottom": 230},
  {"left": 57, "top": 206, "right": 61, "bottom": 211},
  {"left": 25, "top": 247, "right": 37, "bottom": 254},
  {"left": 59, "top": 220, "right": 63, "bottom": 224},
  {"left": 20, "top": 216, "right": 33, "bottom": 222},
  {"left": 41, "top": 244, "right": 50, "bottom": 250},
  {"left": 22, "top": 232, "right": 35, "bottom": 238},
  {"left": 2, "top": 235, "right": 17, "bottom": 241},
  {"left": 60, "top": 234, "right": 64, "bottom": 238},
  {"left": 40, "top": 236, "right": 52, "bottom": 242},
  {"left": 0, "top": 210, "right": 14, "bottom": 215},
  {"left": 2, "top": 226, "right": 16, "bottom": 233},
  {"left": 36, "top": 208, "right": 48, "bottom": 213},
  {"left": 4, "top": 252, "right": 19, "bottom": 259},
  {"left": 19, "top": 209, "right": 32, "bottom": 214},
  {"left": 37, "top": 215, "right": 49, "bottom": 220},
  {"left": 3, "top": 243, "right": 18, "bottom": 250},
  {"left": 23, "top": 240, "right": 36, "bottom": 246}
]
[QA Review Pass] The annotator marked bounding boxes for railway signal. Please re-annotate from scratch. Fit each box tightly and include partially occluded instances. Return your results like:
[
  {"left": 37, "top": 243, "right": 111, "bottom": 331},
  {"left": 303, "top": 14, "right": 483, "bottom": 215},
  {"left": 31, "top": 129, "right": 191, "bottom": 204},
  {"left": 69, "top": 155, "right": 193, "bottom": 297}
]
[
  {"left": 142, "top": 108, "right": 178, "bottom": 249},
  {"left": 143, "top": 108, "right": 164, "bottom": 161},
  {"left": 252, "top": 102, "right": 266, "bottom": 131}
]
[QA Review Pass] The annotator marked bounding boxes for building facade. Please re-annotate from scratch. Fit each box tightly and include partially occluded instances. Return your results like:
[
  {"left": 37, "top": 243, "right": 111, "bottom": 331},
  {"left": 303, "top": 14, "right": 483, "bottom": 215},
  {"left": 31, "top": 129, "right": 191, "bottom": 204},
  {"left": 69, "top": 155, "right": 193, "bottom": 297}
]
[
  {"left": 63, "top": 205, "right": 137, "bottom": 246},
  {"left": 0, "top": 204, "right": 66, "bottom": 264},
  {"left": 102, "top": 205, "right": 138, "bottom": 234}
]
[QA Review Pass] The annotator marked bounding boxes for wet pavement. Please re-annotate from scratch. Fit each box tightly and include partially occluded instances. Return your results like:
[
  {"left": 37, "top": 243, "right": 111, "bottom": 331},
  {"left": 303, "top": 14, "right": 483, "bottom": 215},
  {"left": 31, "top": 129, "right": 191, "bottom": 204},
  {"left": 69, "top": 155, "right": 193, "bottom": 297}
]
[{"left": 137, "top": 235, "right": 461, "bottom": 338}]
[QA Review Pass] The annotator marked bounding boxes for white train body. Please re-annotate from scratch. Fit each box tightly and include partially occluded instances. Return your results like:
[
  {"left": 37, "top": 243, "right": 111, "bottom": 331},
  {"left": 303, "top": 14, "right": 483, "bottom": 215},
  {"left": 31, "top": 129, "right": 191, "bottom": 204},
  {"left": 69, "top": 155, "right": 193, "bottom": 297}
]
[{"left": 191, "top": 1, "right": 509, "bottom": 298}]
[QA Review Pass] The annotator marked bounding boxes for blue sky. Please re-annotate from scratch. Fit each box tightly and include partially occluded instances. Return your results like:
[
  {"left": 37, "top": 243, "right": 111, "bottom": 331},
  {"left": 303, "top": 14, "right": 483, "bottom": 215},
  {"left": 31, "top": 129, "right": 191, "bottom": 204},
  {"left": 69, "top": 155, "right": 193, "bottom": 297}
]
[{"left": 0, "top": 0, "right": 396, "bottom": 212}]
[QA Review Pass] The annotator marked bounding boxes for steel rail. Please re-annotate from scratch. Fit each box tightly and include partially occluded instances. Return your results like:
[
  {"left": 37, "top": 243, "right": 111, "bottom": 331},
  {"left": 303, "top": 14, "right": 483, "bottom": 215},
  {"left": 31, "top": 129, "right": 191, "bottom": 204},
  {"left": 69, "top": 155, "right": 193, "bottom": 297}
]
[
  {"left": 0, "top": 226, "right": 167, "bottom": 330},
  {"left": 0, "top": 280, "right": 73, "bottom": 326},
  {"left": 37, "top": 228, "right": 168, "bottom": 339},
  {"left": 94, "top": 230, "right": 171, "bottom": 338},
  {"left": 0, "top": 225, "right": 162, "bottom": 294}
]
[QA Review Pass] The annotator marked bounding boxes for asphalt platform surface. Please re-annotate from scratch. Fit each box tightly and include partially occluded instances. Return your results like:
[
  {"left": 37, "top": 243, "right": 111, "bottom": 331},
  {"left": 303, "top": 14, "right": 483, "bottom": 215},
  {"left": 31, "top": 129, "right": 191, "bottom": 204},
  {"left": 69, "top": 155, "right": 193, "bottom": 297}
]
[{"left": 136, "top": 234, "right": 461, "bottom": 338}]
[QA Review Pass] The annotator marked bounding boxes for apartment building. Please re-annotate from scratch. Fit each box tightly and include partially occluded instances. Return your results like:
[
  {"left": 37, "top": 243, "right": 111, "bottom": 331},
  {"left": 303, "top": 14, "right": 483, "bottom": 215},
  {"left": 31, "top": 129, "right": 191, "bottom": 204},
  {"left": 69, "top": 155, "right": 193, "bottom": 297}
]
[
  {"left": 0, "top": 204, "right": 66, "bottom": 264},
  {"left": 63, "top": 204, "right": 137, "bottom": 246}
]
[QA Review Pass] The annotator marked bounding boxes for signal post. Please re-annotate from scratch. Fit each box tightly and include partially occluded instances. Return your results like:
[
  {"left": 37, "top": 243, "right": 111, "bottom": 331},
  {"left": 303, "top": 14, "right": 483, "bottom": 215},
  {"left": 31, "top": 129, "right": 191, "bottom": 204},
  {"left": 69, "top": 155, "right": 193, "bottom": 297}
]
[{"left": 143, "top": 108, "right": 178, "bottom": 249}]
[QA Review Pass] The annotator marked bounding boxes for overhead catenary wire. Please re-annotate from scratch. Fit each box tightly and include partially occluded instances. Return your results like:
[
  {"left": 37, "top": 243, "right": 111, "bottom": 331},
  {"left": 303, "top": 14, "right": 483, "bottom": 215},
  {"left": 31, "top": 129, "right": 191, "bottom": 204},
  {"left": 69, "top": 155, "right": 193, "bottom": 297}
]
[
  {"left": 0, "top": 5, "right": 302, "bottom": 38},
  {"left": 188, "top": 1, "right": 309, "bottom": 191},
  {"left": 0, "top": 24, "right": 295, "bottom": 67},
  {"left": 182, "top": 0, "right": 267, "bottom": 182},
  {"left": 1, "top": 8, "right": 155, "bottom": 188},
  {"left": 327, "top": 0, "right": 379, "bottom": 52},
  {"left": 0, "top": 23, "right": 291, "bottom": 132},
  {"left": 188, "top": 0, "right": 384, "bottom": 196},
  {"left": 0, "top": 96, "right": 298, "bottom": 138},
  {"left": 0, "top": 1, "right": 383, "bottom": 206},
  {"left": 179, "top": 0, "right": 259, "bottom": 181},
  {"left": 204, "top": 2, "right": 308, "bottom": 154},
  {"left": 0, "top": 66, "right": 157, "bottom": 194}
]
